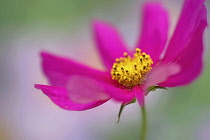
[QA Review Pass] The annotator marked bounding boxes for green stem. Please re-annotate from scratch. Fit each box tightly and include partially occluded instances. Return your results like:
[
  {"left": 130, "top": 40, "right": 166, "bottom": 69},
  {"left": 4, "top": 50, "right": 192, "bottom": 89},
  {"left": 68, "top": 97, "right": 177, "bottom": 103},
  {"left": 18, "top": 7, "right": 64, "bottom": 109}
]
[{"left": 140, "top": 106, "right": 147, "bottom": 140}]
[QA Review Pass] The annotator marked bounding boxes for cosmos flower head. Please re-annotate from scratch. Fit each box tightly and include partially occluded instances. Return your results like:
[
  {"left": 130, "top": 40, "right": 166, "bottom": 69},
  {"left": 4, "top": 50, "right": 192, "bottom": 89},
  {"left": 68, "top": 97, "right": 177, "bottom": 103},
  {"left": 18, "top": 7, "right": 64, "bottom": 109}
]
[{"left": 35, "top": 0, "right": 207, "bottom": 110}]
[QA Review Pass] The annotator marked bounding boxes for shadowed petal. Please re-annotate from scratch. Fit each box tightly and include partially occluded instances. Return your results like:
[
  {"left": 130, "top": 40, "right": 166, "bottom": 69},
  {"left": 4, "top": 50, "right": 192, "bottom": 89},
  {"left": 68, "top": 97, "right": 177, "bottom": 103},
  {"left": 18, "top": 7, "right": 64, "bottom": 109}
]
[
  {"left": 93, "top": 20, "right": 130, "bottom": 69},
  {"left": 41, "top": 51, "right": 111, "bottom": 87},
  {"left": 136, "top": 3, "right": 169, "bottom": 64},
  {"left": 35, "top": 84, "right": 109, "bottom": 111},
  {"left": 160, "top": 2, "right": 207, "bottom": 87}
]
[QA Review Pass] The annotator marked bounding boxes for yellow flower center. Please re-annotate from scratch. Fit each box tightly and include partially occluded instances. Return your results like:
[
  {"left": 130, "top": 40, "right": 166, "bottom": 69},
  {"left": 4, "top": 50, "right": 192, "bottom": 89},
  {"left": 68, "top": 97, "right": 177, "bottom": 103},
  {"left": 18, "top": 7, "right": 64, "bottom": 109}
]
[{"left": 111, "top": 48, "right": 153, "bottom": 87}]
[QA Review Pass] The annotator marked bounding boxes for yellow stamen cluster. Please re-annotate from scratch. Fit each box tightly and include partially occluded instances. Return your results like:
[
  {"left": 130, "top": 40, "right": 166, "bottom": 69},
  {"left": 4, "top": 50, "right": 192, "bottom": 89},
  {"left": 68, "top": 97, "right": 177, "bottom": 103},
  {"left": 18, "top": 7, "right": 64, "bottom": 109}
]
[{"left": 111, "top": 48, "right": 153, "bottom": 87}]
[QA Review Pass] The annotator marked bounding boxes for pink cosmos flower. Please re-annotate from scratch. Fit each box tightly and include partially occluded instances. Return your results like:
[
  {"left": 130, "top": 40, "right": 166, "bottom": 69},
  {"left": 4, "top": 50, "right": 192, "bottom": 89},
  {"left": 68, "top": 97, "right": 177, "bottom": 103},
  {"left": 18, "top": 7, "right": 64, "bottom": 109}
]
[{"left": 35, "top": 0, "right": 207, "bottom": 110}]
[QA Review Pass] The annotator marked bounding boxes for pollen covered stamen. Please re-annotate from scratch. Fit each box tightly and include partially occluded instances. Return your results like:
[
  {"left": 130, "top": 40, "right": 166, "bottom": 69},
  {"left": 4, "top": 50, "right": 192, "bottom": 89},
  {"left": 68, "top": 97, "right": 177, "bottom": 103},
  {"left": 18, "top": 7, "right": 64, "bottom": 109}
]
[{"left": 111, "top": 48, "right": 153, "bottom": 87}]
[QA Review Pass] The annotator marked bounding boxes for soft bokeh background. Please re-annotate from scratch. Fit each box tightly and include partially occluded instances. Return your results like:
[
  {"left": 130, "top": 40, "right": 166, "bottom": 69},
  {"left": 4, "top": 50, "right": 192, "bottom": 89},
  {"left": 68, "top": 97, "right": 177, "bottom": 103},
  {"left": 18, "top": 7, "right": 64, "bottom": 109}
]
[{"left": 0, "top": 0, "right": 209, "bottom": 140}]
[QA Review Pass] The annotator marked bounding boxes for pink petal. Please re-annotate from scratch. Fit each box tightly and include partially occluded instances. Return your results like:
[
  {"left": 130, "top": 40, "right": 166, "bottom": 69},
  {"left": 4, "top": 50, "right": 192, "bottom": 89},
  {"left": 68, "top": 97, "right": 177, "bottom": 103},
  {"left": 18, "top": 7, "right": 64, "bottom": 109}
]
[
  {"left": 144, "top": 63, "right": 181, "bottom": 88},
  {"left": 67, "top": 75, "right": 110, "bottom": 104},
  {"left": 136, "top": 3, "right": 169, "bottom": 64},
  {"left": 41, "top": 52, "right": 111, "bottom": 87},
  {"left": 93, "top": 20, "right": 130, "bottom": 69},
  {"left": 67, "top": 75, "right": 134, "bottom": 104},
  {"left": 34, "top": 84, "right": 109, "bottom": 111},
  {"left": 160, "top": 1, "right": 207, "bottom": 87},
  {"left": 133, "top": 86, "right": 145, "bottom": 106}
]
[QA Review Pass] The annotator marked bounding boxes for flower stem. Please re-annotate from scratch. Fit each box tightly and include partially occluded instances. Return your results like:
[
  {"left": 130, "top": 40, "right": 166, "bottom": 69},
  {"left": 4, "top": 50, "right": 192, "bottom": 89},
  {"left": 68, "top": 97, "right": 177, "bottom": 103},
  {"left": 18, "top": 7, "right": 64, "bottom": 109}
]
[{"left": 140, "top": 106, "right": 147, "bottom": 140}]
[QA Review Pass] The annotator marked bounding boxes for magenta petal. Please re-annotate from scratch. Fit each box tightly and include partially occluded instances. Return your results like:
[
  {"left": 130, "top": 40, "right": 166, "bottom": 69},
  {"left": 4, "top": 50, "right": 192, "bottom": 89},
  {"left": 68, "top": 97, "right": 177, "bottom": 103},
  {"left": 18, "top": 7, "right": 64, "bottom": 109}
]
[
  {"left": 159, "top": 21, "right": 206, "bottom": 87},
  {"left": 93, "top": 20, "right": 130, "bottom": 69},
  {"left": 35, "top": 84, "right": 109, "bottom": 111},
  {"left": 133, "top": 86, "right": 145, "bottom": 106},
  {"left": 163, "top": 0, "right": 206, "bottom": 62},
  {"left": 137, "top": 3, "right": 169, "bottom": 64},
  {"left": 67, "top": 75, "right": 110, "bottom": 104},
  {"left": 160, "top": 1, "right": 207, "bottom": 87},
  {"left": 105, "top": 86, "right": 135, "bottom": 104},
  {"left": 41, "top": 52, "right": 110, "bottom": 87}
]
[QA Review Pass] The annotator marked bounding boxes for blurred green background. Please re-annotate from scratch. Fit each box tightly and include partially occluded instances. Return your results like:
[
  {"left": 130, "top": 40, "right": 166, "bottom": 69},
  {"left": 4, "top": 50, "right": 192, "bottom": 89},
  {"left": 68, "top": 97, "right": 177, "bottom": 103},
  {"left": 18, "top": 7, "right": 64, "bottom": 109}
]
[{"left": 0, "top": 0, "right": 209, "bottom": 140}]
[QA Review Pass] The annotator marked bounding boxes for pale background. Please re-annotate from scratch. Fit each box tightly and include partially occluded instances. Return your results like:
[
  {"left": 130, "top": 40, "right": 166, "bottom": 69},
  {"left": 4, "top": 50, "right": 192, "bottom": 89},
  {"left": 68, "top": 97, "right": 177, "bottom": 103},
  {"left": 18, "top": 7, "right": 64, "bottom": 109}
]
[{"left": 0, "top": 0, "right": 210, "bottom": 140}]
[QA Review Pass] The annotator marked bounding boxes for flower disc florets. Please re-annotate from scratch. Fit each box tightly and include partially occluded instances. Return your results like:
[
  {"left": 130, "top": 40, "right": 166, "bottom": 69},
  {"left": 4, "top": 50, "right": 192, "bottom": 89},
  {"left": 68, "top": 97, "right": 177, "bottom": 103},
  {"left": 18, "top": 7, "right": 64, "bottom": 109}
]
[{"left": 111, "top": 48, "right": 153, "bottom": 87}]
